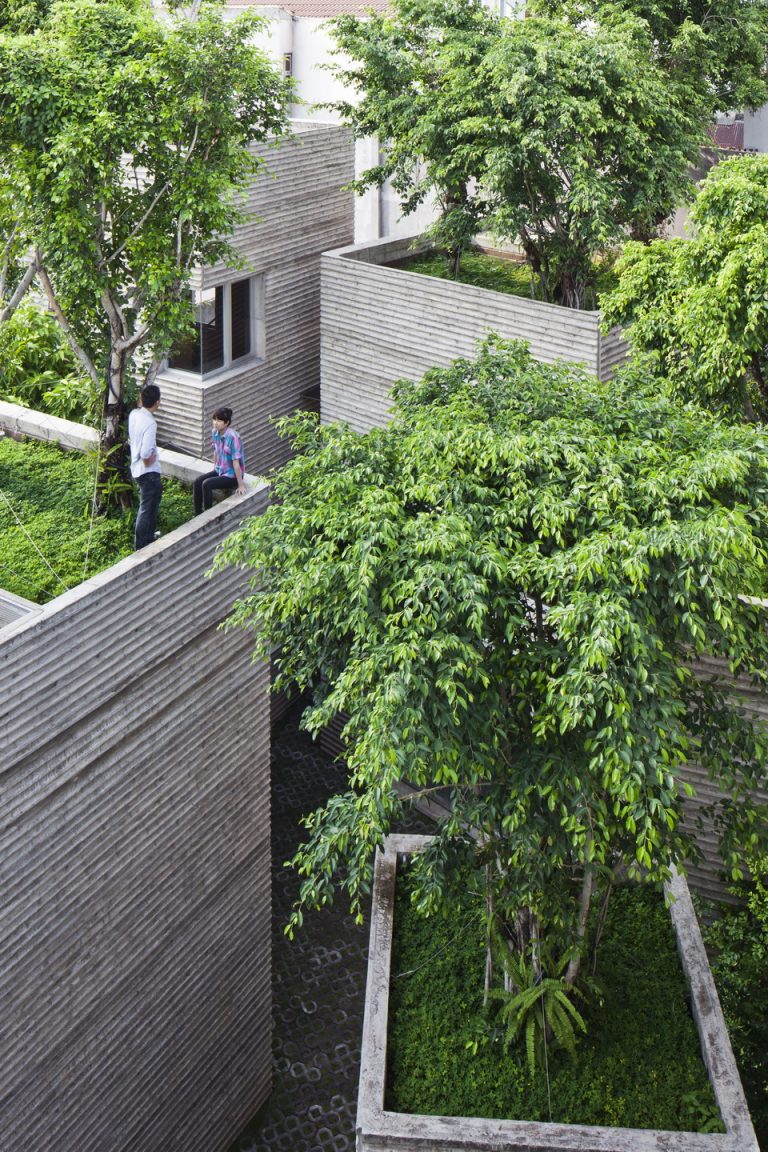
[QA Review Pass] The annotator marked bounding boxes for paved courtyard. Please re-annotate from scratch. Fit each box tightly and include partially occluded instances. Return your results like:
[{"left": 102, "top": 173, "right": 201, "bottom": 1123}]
[{"left": 231, "top": 707, "right": 408, "bottom": 1152}]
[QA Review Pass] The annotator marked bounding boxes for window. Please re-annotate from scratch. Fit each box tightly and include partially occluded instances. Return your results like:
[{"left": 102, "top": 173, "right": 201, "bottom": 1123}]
[{"left": 168, "top": 276, "right": 261, "bottom": 376}]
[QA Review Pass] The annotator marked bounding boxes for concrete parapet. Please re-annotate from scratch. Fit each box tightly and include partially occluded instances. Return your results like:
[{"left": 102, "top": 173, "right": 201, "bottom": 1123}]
[
  {"left": 1, "top": 422, "right": 272, "bottom": 1152},
  {"left": 320, "top": 236, "right": 628, "bottom": 434}
]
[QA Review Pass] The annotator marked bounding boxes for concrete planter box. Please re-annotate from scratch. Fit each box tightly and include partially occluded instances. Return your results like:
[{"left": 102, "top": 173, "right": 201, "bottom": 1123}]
[
  {"left": 321, "top": 236, "right": 628, "bottom": 433},
  {"left": 358, "top": 834, "right": 758, "bottom": 1152}
]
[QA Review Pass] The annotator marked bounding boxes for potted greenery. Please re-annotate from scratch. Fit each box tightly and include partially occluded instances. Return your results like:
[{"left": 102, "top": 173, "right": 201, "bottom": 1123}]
[
  {"left": 321, "top": 0, "right": 714, "bottom": 426},
  {"left": 215, "top": 339, "right": 768, "bottom": 1142},
  {"left": 329, "top": 0, "right": 707, "bottom": 302},
  {"left": 357, "top": 833, "right": 757, "bottom": 1152}
]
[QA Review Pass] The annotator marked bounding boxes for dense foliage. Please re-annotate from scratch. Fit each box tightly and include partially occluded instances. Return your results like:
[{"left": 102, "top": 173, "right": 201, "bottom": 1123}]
[
  {"left": 601, "top": 155, "right": 768, "bottom": 423},
  {"left": 0, "top": 301, "right": 96, "bottom": 422},
  {"left": 0, "top": 437, "right": 189, "bottom": 602},
  {"left": 532, "top": 0, "right": 768, "bottom": 114},
  {"left": 705, "top": 858, "right": 768, "bottom": 1146},
  {"left": 479, "top": 9, "right": 704, "bottom": 307},
  {"left": 329, "top": 0, "right": 708, "bottom": 305},
  {"left": 388, "top": 867, "right": 722, "bottom": 1131},
  {"left": 215, "top": 338, "right": 768, "bottom": 1021}
]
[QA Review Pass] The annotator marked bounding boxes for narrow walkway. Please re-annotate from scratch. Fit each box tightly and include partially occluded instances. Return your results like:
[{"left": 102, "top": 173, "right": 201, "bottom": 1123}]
[{"left": 230, "top": 709, "right": 377, "bottom": 1152}]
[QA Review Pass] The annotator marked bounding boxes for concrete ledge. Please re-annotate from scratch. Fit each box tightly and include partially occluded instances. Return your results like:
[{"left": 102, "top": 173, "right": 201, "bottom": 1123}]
[{"left": 357, "top": 834, "right": 758, "bottom": 1152}]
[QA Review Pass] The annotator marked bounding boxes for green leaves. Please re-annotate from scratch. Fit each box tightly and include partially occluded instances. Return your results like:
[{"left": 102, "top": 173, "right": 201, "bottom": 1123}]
[
  {"left": 481, "top": 8, "right": 706, "bottom": 307},
  {"left": 328, "top": 0, "right": 497, "bottom": 271},
  {"left": 217, "top": 338, "right": 768, "bottom": 969},
  {"left": 491, "top": 949, "right": 587, "bottom": 1074},
  {"left": 0, "top": 0, "right": 290, "bottom": 410},
  {"left": 601, "top": 155, "right": 768, "bottom": 422},
  {"left": 330, "top": 0, "right": 708, "bottom": 304}
]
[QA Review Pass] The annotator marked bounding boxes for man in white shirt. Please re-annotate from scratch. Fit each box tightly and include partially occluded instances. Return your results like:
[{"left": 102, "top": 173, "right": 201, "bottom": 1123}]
[{"left": 128, "top": 384, "right": 162, "bottom": 549}]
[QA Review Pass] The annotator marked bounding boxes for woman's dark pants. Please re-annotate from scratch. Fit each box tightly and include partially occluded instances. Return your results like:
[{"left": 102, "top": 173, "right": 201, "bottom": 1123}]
[{"left": 193, "top": 471, "right": 238, "bottom": 515}]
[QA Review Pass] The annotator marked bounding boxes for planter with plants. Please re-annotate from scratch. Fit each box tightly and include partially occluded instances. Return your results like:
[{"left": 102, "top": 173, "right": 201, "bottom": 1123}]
[
  {"left": 357, "top": 834, "right": 756, "bottom": 1152},
  {"left": 320, "top": 0, "right": 716, "bottom": 431},
  {"left": 215, "top": 339, "right": 768, "bottom": 1147}
]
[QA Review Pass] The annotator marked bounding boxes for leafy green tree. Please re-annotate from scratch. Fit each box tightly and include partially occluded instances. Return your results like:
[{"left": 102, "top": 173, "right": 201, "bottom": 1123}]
[
  {"left": 532, "top": 0, "right": 768, "bottom": 114},
  {"left": 480, "top": 9, "right": 707, "bottom": 307},
  {"left": 214, "top": 338, "right": 768, "bottom": 1012},
  {"left": 0, "top": 0, "right": 289, "bottom": 483},
  {"left": 330, "top": 0, "right": 707, "bottom": 306},
  {"left": 600, "top": 154, "right": 768, "bottom": 422},
  {"left": 329, "top": 0, "right": 497, "bottom": 276}
]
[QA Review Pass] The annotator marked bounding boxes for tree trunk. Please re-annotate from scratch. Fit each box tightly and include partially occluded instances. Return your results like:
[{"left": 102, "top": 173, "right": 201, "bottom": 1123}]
[
  {"left": 564, "top": 834, "right": 594, "bottom": 987},
  {"left": 96, "top": 349, "right": 132, "bottom": 513}
]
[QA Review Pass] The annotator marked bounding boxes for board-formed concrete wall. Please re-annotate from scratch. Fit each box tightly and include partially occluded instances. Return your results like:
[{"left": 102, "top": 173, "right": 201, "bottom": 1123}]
[
  {"left": 320, "top": 235, "right": 628, "bottom": 433},
  {"left": 0, "top": 429, "right": 272, "bottom": 1152},
  {"left": 156, "top": 121, "right": 355, "bottom": 472},
  {"left": 682, "top": 646, "right": 768, "bottom": 903}
]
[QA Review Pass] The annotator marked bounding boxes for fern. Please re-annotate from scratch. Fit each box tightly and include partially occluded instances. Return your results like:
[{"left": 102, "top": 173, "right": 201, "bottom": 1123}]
[{"left": 490, "top": 950, "right": 587, "bottom": 1074}]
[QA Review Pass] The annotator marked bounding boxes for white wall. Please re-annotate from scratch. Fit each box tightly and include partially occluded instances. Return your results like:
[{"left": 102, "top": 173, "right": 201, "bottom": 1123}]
[
  {"left": 744, "top": 105, "right": 768, "bottom": 152},
  {"left": 233, "top": 4, "right": 436, "bottom": 243}
]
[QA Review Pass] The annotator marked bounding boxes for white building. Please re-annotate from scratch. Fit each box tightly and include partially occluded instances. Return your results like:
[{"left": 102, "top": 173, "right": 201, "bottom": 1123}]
[{"left": 226, "top": 0, "right": 439, "bottom": 242}]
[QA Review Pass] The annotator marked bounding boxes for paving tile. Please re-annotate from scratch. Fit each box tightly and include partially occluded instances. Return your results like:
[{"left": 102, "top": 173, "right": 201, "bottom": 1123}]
[{"left": 231, "top": 707, "right": 427, "bottom": 1152}]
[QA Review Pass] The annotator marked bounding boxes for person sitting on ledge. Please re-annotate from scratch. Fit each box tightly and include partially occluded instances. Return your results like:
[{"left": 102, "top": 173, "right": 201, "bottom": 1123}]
[{"left": 193, "top": 407, "right": 247, "bottom": 515}]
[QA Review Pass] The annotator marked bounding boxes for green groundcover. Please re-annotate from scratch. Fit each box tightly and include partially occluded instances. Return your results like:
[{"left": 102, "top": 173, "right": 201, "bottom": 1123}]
[{"left": 0, "top": 437, "right": 190, "bottom": 604}]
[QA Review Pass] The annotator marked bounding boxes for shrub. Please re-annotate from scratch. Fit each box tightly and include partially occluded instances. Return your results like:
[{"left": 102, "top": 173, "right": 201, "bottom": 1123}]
[{"left": 0, "top": 302, "right": 98, "bottom": 424}]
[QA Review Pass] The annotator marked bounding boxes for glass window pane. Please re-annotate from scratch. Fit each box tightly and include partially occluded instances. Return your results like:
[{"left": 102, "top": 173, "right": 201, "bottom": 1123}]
[
  {"left": 168, "top": 291, "right": 202, "bottom": 373},
  {"left": 201, "top": 286, "right": 224, "bottom": 373},
  {"left": 168, "top": 287, "right": 224, "bottom": 375},
  {"left": 230, "top": 278, "right": 252, "bottom": 362}
]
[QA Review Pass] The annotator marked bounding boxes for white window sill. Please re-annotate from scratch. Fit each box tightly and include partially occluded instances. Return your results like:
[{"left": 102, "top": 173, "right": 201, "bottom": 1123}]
[{"left": 157, "top": 356, "right": 264, "bottom": 390}]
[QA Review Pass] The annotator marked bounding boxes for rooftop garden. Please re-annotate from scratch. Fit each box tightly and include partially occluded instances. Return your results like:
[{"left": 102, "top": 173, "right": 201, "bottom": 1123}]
[{"left": 0, "top": 437, "right": 190, "bottom": 604}]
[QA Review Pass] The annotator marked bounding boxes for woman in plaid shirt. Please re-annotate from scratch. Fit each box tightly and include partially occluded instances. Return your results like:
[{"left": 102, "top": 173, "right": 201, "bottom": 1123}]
[{"left": 193, "top": 406, "right": 247, "bottom": 514}]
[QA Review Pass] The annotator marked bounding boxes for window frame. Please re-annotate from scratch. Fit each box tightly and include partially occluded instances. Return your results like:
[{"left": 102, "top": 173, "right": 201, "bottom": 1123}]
[{"left": 165, "top": 274, "right": 264, "bottom": 379}]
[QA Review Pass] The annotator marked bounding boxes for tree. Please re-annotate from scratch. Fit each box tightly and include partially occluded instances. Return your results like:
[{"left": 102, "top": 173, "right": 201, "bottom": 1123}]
[
  {"left": 0, "top": 0, "right": 290, "bottom": 490},
  {"left": 532, "top": 0, "right": 768, "bottom": 114},
  {"left": 600, "top": 154, "right": 768, "bottom": 422},
  {"left": 329, "top": 0, "right": 707, "bottom": 306},
  {"left": 480, "top": 8, "right": 708, "bottom": 307},
  {"left": 328, "top": 0, "right": 497, "bottom": 276},
  {"left": 214, "top": 338, "right": 768, "bottom": 1019}
]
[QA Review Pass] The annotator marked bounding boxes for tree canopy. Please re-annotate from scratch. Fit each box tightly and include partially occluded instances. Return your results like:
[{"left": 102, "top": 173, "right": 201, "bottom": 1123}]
[
  {"left": 480, "top": 8, "right": 705, "bottom": 307},
  {"left": 531, "top": 0, "right": 768, "bottom": 114},
  {"left": 215, "top": 339, "right": 768, "bottom": 999},
  {"left": 329, "top": 0, "right": 708, "bottom": 305},
  {"left": 0, "top": 0, "right": 290, "bottom": 464},
  {"left": 600, "top": 154, "right": 768, "bottom": 422}
]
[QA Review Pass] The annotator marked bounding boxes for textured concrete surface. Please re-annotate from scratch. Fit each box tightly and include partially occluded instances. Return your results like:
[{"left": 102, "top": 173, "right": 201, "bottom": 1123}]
[
  {"left": 231, "top": 709, "right": 427, "bottom": 1152},
  {"left": 1, "top": 478, "right": 274, "bottom": 1152}
]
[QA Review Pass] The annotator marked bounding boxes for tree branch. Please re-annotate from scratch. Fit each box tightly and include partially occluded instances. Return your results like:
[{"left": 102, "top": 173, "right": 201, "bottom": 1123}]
[
  {"left": 37, "top": 259, "right": 100, "bottom": 388},
  {"left": 0, "top": 253, "right": 39, "bottom": 325}
]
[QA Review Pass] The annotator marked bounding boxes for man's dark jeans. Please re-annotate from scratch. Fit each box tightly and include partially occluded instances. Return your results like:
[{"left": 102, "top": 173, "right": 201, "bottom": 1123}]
[{"left": 134, "top": 472, "right": 162, "bottom": 549}]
